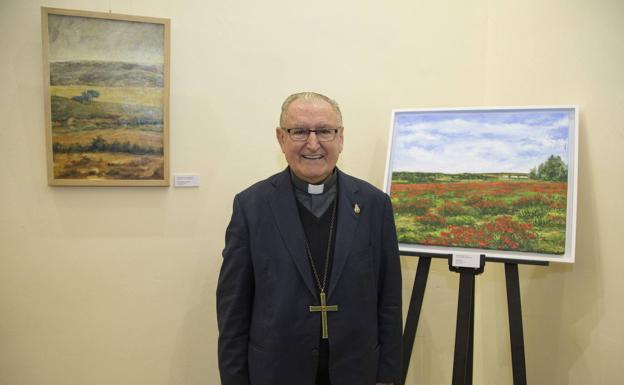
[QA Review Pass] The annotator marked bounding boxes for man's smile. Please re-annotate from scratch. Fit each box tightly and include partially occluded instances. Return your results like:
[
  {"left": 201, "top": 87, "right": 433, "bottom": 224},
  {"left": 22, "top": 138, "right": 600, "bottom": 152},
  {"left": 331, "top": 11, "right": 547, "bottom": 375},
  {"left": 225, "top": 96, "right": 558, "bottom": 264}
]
[{"left": 302, "top": 154, "right": 324, "bottom": 160}]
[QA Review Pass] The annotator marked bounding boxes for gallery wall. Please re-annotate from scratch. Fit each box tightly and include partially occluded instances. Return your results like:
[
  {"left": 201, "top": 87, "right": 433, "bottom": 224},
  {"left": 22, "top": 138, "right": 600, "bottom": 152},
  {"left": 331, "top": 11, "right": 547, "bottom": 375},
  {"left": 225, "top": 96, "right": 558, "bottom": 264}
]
[{"left": 0, "top": 0, "right": 622, "bottom": 384}]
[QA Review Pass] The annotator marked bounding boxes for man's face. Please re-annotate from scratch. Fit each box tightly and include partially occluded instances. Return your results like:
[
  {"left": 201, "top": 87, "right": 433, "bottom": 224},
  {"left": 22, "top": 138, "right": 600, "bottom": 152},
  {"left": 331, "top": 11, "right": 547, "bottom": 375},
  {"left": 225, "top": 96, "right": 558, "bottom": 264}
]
[{"left": 276, "top": 98, "right": 344, "bottom": 184}]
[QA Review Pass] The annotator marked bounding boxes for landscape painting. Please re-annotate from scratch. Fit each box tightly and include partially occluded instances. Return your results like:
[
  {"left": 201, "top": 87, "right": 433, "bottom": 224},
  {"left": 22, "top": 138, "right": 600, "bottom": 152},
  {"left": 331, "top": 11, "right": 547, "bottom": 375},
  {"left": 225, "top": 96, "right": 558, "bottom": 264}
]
[
  {"left": 384, "top": 107, "right": 578, "bottom": 263},
  {"left": 41, "top": 8, "right": 170, "bottom": 186}
]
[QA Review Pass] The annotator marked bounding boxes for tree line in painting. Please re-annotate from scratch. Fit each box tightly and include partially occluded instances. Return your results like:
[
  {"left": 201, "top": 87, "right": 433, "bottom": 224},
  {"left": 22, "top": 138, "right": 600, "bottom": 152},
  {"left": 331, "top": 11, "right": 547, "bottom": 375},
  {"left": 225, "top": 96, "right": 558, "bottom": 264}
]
[
  {"left": 390, "top": 156, "right": 568, "bottom": 254},
  {"left": 50, "top": 61, "right": 164, "bottom": 180}
]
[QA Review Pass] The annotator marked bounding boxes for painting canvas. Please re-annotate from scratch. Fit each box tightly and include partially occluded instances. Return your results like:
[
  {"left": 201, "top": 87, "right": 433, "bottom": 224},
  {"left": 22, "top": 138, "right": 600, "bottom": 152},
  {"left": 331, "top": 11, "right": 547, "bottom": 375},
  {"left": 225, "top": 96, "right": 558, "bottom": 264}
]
[
  {"left": 41, "top": 8, "right": 170, "bottom": 186},
  {"left": 383, "top": 107, "right": 578, "bottom": 263}
]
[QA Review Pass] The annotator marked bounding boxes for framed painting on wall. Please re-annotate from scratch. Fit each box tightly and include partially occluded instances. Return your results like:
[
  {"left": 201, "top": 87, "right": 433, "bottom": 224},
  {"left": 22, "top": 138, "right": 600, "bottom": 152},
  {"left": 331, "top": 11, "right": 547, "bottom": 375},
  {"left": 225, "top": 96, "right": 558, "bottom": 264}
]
[
  {"left": 41, "top": 7, "right": 170, "bottom": 186},
  {"left": 383, "top": 106, "right": 579, "bottom": 263}
]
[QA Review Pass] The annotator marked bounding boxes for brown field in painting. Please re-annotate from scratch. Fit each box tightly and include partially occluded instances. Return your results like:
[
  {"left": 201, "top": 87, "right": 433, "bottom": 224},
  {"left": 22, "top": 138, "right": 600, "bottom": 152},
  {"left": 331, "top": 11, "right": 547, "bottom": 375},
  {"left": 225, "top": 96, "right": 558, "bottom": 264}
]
[
  {"left": 53, "top": 152, "right": 164, "bottom": 180},
  {"left": 52, "top": 128, "right": 163, "bottom": 148},
  {"left": 47, "top": 58, "right": 166, "bottom": 183}
]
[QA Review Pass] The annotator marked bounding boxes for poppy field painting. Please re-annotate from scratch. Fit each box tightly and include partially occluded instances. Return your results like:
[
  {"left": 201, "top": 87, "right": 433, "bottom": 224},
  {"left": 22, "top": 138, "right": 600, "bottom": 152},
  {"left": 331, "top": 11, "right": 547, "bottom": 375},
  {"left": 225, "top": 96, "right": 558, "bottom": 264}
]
[{"left": 383, "top": 107, "right": 578, "bottom": 263}]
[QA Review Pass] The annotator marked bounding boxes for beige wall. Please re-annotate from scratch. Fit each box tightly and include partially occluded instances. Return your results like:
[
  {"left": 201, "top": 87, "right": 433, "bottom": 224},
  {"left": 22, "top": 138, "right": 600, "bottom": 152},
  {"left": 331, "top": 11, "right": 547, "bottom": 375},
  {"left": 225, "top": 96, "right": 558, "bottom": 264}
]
[{"left": 1, "top": 0, "right": 622, "bottom": 384}]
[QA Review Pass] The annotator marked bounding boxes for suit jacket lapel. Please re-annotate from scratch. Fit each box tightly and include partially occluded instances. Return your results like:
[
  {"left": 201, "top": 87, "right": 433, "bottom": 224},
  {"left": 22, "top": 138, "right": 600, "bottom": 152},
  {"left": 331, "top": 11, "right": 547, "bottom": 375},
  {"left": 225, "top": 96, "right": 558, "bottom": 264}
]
[
  {"left": 328, "top": 170, "right": 360, "bottom": 298},
  {"left": 268, "top": 169, "right": 318, "bottom": 298}
]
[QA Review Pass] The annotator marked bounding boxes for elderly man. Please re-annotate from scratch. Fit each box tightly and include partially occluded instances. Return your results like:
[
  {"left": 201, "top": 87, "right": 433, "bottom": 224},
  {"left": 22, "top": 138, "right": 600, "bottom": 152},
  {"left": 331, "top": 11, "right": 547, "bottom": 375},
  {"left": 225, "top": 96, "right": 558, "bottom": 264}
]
[{"left": 217, "top": 92, "right": 402, "bottom": 385}]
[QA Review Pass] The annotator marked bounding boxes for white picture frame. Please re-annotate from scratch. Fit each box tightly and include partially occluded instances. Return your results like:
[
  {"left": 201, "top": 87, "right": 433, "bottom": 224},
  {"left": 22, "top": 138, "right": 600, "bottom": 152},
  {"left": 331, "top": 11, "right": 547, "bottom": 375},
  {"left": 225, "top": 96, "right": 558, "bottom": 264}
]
[{"left": 383, "top": 106, "right": 579, "bottom": 263}]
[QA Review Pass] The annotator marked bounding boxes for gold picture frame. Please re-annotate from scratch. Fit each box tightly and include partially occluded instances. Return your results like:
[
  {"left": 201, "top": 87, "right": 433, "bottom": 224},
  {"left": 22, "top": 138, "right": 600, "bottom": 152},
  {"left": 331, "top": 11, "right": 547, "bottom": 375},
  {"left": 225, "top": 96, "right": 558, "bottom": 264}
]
[{"left": 41, "top": 7, "right": 170, "bottom": 186}]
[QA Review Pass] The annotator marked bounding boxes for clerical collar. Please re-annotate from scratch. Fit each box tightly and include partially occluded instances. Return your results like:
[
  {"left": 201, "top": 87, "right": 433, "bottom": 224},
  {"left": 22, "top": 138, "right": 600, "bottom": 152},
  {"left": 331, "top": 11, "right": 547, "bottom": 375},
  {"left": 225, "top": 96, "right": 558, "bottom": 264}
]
[{"left": 290, "top": 169, "right": 337, "bottom": 195}]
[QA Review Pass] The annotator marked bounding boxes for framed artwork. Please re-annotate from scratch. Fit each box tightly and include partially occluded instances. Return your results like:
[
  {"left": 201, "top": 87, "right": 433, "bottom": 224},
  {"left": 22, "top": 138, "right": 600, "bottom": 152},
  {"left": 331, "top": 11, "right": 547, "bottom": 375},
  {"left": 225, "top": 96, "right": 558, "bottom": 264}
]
[
  {"left": 41, "top": 8, "right": 170, "bottom": 186},
  {"left": 383, "top": 106, "right": 579, "bottom": 263}
]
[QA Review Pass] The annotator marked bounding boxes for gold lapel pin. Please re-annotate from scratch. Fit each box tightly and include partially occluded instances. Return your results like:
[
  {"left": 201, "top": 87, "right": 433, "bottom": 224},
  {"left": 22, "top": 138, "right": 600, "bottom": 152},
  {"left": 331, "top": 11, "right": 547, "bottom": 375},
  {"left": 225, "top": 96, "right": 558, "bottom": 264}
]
[{"left": 354, "top": 203, "right": 360, "bottom": 214}]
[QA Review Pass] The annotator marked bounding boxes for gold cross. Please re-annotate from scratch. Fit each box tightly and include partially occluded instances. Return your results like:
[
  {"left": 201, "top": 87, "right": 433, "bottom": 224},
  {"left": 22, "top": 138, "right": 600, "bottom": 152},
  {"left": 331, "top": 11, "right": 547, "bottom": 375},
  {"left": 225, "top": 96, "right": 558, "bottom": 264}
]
[{"left": 309, "top": 291, "right": 338, "bottom": 339}]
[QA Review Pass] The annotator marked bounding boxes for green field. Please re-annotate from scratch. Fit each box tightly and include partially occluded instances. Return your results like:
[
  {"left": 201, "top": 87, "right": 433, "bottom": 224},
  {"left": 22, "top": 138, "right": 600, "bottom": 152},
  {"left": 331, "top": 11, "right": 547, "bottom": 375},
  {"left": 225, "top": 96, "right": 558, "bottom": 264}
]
[{"left": 391, "top": 172, "right": 568, "bottom": 254}]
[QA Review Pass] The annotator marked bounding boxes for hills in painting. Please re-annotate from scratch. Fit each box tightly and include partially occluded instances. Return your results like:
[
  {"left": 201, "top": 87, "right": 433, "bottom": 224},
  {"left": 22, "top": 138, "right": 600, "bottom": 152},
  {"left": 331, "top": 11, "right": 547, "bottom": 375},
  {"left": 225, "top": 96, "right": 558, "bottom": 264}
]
[
  {"left": 50, "top": 61, "right": 163, "bottom": 87},
  {"left": 50, "top": 60, "right": 164, "bottom": 180}
]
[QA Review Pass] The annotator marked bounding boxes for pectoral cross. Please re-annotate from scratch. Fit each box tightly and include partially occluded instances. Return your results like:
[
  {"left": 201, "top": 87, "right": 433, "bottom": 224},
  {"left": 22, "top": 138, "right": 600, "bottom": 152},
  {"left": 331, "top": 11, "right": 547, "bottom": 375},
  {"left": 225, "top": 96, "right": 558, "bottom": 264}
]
[{"left": 309, "top": 291, "right": 338, "bottom": 339}]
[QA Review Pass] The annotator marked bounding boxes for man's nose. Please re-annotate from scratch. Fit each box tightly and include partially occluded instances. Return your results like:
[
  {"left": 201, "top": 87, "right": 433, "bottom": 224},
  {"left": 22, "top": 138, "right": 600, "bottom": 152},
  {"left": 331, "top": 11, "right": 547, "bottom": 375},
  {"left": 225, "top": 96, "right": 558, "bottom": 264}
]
[{"left": 305, "top": 131, "right": 321, "bottom": 150}]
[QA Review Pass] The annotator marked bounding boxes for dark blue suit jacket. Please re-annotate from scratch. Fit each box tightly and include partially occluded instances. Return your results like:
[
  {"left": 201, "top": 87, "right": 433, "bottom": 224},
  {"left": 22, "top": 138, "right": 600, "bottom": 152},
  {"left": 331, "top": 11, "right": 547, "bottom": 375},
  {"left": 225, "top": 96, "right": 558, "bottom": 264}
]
[{"left": 217, "top": 169, "right": 402, "bottom": 385}]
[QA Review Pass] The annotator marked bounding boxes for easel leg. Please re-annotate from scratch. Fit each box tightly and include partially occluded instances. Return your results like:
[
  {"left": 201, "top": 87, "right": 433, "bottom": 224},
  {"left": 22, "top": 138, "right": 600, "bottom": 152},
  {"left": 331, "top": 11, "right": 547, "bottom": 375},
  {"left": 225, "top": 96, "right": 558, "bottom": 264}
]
[
  {"left": 452, "top": 271, "right": 475, "bottom": 385},
  {"left": 505, "top": 263, "right": 527, "bottom": 385},
  {"left": 401, "top": 256, "right": 431, "bottom": 385},
  {"left": 467, "top": 276, "right": 474, "bottom": 384}
]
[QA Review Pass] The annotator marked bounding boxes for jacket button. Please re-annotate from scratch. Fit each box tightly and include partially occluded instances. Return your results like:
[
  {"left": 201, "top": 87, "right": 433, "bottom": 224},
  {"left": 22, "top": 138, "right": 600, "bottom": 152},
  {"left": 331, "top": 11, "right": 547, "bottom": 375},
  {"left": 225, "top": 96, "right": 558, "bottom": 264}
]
[{"left": 311, "top": 348, "right": 319, "bottom": 357}]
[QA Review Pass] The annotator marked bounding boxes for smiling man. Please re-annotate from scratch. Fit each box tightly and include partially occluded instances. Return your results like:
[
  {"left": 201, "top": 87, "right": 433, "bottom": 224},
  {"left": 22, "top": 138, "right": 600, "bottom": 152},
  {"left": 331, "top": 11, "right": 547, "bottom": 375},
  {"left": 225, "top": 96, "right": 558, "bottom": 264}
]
[
  {"left": 276, "top": 93, "right": 343, "bottom": 185},
  {"left": 217, "top": 92, "right": 402, "bottom": 385}
]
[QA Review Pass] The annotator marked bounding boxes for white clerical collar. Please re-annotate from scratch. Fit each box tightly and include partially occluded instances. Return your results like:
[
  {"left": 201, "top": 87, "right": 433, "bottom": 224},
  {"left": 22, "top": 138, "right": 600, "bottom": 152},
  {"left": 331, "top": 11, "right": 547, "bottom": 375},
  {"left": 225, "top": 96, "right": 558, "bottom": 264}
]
[
  {"left": 290, "top": 169, "right": 338, "bottom": 195},
  {"left": 307, "top": 184, "right": 324, "bottom": 195}
]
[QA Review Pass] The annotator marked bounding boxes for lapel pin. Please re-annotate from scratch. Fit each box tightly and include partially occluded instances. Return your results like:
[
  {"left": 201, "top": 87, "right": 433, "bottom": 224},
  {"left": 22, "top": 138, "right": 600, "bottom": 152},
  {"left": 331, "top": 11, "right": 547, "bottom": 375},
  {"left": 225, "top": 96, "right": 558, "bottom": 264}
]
[{"left": 354, "top": 203, "right": 361, "bottom": 214}]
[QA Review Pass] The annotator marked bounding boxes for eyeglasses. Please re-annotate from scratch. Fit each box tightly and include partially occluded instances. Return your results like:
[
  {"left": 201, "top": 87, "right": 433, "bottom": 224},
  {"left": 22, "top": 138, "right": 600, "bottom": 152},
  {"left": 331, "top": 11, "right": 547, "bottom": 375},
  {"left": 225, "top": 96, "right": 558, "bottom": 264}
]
[{"left": 283, "top": 127, "right": 342, "bottom": 142}]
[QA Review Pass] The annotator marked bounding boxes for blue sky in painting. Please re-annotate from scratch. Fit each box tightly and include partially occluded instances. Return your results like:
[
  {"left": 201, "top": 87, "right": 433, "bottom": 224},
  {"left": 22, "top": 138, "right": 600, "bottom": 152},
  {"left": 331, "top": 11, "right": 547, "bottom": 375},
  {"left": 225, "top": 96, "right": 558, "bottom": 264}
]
[{"left": 391, "top": 109, "right": 573, "bottom": 173}]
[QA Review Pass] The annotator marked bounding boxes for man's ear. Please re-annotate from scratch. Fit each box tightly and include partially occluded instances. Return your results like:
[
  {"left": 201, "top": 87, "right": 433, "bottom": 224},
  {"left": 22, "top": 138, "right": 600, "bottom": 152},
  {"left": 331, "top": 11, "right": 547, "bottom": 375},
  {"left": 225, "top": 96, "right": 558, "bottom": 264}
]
[
  {"left": 338, "top": 129, "right": 344, "bottom": 154},
  {"left": 276, "top": 127, "right": 286, "bottom": 152}
]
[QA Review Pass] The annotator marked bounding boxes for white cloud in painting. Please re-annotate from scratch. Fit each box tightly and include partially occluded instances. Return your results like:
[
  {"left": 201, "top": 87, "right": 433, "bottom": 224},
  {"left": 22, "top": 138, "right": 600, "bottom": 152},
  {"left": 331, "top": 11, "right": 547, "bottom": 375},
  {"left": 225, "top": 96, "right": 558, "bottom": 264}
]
[
  {"left": 48, "top": 14, "right": 164, "bottom": 64},
  {"left": 390, "top": 110, "right": 572, "bottom": 173}
]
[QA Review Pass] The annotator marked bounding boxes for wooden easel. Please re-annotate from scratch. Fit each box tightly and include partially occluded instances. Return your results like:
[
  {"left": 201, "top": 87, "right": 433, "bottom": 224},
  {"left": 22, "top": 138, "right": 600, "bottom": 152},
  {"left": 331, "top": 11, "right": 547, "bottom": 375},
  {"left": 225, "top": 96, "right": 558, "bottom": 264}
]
[{"left": 400, "top": 252, "right": 548, "bottom": 385}]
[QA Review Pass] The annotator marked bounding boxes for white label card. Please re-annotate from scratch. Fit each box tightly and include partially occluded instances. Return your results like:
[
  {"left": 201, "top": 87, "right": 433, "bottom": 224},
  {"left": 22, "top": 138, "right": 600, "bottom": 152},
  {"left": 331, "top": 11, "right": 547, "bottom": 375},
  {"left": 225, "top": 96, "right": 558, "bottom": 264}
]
[
  {"left": 452, "top": 253, "right": 481, "bottom": 268},
  {"left": 174, "top": 173, "right": 200, "bottom": 187}
]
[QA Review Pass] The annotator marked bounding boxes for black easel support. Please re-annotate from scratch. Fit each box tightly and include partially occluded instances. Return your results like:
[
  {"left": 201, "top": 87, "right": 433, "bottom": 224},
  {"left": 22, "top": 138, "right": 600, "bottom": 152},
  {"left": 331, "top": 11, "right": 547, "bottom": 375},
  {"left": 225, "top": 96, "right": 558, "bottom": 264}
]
[
  {"left": 451, "top": 270, "right": 476, "bottom": 385},
  {"left": 449, "top": 255, "right": 484, "bottom": 385},
  {"left": 399, "top": 252, "right": 545, "bottom": 385},
  {"left": 401, "top": 256, "right": 432, "bottom": 384},
  {"left": 505, "top": 263, "right": 527, "bottom": 385}
]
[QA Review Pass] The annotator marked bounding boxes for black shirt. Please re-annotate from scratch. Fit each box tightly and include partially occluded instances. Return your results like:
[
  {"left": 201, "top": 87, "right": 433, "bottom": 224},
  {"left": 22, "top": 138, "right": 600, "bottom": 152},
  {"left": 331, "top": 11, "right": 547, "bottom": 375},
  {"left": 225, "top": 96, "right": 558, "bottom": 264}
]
[{"left": 297, "top": 197, "right": 338, "bottom": 385}]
